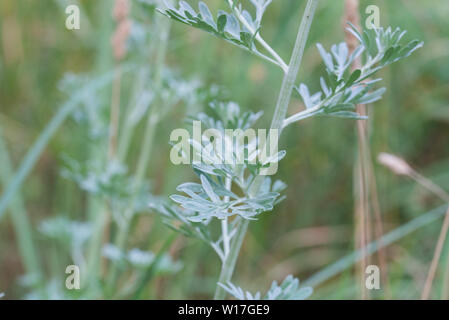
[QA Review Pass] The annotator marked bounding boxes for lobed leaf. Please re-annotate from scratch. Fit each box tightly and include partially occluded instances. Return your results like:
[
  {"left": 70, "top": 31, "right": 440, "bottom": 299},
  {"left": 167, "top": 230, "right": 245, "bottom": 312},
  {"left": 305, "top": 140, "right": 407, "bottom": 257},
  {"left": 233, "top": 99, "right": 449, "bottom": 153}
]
[
  {"left": 219, "top": 275, "right": 313, "bottom": 300},
  {"left": 159, "top": 1, "right": 256, "bottom": 51},
  {"left": 285, "top": 24, "right": 423, "bottom": 126}
]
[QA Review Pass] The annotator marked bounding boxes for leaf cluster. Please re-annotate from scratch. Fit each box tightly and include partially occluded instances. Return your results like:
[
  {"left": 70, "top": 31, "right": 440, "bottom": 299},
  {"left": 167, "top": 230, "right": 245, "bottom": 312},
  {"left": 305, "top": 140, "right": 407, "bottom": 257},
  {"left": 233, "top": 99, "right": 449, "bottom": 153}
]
[
  {"left": 219, "top": 275, "right": 313, "bottom": 300},
  {"left": 284, "top": 24, "right": 423, "bottom": 126}
]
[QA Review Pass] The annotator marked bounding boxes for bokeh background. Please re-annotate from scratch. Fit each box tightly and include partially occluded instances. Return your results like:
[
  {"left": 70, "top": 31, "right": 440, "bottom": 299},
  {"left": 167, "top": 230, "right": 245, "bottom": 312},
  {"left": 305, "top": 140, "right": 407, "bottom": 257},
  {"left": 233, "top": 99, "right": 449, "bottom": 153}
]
[{"left": 1, "top": 0, "right": 448, "bottom": 299}]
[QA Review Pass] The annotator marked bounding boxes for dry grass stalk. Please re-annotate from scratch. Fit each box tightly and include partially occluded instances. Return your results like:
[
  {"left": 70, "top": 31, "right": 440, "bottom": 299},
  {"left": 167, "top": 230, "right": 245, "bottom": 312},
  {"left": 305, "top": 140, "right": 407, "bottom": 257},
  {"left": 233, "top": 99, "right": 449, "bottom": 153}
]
[
  {"left": 108, "top": 0, "right": 131, "bottom": 158},
  {"left": 377, "top": 152, "right": 449, "bottom": 299},
  {"left": 345, "top": 0, "right": 368, "bottom": 300},
  {"left": 422, "top": 206, "right": 449, "bottom": 300},
  {"left": 344, "top": 0, "right": 391, "bottom": 299}
]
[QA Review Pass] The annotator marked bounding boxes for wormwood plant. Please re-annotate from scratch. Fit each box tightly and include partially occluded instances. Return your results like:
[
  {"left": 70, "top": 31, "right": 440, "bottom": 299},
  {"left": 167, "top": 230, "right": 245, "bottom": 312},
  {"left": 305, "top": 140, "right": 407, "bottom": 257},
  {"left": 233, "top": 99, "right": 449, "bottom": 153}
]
[
  {"left": 157, "top": 0, "right": 422, "bottom": 299},
  {"left": 0, "top": 0, "right": 201, "bottom": 299}
]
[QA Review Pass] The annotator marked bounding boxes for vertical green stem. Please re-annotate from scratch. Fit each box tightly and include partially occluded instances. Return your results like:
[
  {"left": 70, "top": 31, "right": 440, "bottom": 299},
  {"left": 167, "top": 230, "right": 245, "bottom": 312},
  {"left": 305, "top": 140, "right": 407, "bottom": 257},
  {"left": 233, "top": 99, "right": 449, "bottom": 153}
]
[
  {"left": 105, "top": 13, "right": 171, "bottom": 293},
  {"left": 0, "top": 127, "right": 43, "bottom": 285},
  {"left": 84, "top": 0, "right": 115, "bottom": 285},
  {"left": 270, "top": 0, "right": 319, "bottom": 133},
  {"left": 214, "top": 219, "right": 249, "bottom": 299},
  {"left": 213, "top": 0, "right": 319, "bottom": 300}
]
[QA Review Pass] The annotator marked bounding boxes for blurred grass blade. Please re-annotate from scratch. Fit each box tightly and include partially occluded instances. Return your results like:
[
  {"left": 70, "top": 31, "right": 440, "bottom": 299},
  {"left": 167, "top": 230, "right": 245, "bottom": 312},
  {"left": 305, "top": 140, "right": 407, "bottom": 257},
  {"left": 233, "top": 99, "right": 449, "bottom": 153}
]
[
  {"left": 0, "top": 69, "right": 126, "bottom": 221},
  {"left": 303, "top": 204, "right": 449, "bottom": 287},
  {"left": 133, "top": 233, "right": 177, "bottom": 299},
  {"left": 0, "top": 127, "right": 42, "bottom": 281}
]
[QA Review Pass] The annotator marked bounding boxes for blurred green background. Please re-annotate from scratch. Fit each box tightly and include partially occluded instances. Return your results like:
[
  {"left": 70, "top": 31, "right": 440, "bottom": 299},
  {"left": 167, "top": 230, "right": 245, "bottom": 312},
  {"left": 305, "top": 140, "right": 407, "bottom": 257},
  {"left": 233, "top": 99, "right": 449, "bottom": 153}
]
[{"left": 0, "top": 0, "right": 448, "bottom": 299}]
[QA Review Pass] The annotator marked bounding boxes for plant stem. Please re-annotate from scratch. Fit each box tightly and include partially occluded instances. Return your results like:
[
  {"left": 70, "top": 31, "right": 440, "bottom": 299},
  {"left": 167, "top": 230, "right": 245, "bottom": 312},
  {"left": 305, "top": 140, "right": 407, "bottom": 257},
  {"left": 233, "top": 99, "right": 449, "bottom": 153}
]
[
  {"left": 0, "top": 127, "right": 43, "bottom": 286},
  {"left": 108, "top": 66, "right": 123, "bottom": 159},
  {"left": 84, "top": 0, "right": 117, "bottom": 285},
  {"left": 117, "top": 67, "right": 151, "bottom": 161},
  {"left": 421, "top": 206, "right": 449, "bottom": 299},
  {"left": 0, "top": 71, "right": 115, "bottom": 221},
  {"left": 214, "top": 218, "right": 249, "bottom": 299},
  {"left": 410, "top": 171, "right": 449, "bottom": 202},
  {"left": 441, "top": 243, "right": 449, "bottom": 299},
  {"left": 227, "top": 0, "right": 288, "bottom": 73},
  {"left": 221, "top": 178, "right": 232, "bottom": 257},
  {"left": 133, "top": 232, "right": 177, "bottom": 299},
  {"left": 213, "top": 0, "right": 319, "bottom": 300},
  {"left": 282, "top": 104, "right": 321, "bottom": 128},
  {"left": 105, "top": 14, "right": 171, "bottom": 293},
  {"left": 270, "top": 0, "right": 319, "bottom": 133},
  {"left": 354, "top": 121, "right": 370, "bottom": 300}
]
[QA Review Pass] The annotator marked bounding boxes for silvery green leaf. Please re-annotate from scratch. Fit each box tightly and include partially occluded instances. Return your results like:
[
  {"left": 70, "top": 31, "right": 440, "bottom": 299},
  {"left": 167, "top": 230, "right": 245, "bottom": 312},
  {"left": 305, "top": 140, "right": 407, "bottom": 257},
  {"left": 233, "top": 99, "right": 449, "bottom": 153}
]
[
  {"left": 346, "top": 22, "right": 423, "bottom": 66},
  {"left": 249, "top": 0, "right": 273, "bottom": 26},
  {"left": 316, "top": 43, "right": 334, "bottom": 71},
  {"left": 265, "top": 275, "right": 313, "bottom": 300},
  {"left": 356, "top": 87, "right": 386, "bottom": 104},
  {"left": 160, "top": 2, "right": 257, "bottom": 52},
  {"left": 171, "top": 173, "right": 283, "bottom": 222},
  {"left": 272, "top": 180, "right": 287, "bottom": 193},
  {"left": 331, "top": 42, "right": 349, "bottom": 70},
  {"left": 241, "top": 10, "right": 256, "bottom": 30},
  {"left": 224, "top": 13, "right": 240, "bottom": 38},
  {"left": 261, "top": 150, "right": 286, "bottom": 166},
  {"left": 127, "top": 248, "right": 155, "bottom": 267},
  {"left": 320, "top": 77, "right": 331, "bottom": 97},
  {"left": 219, "top": 275, "right": 312, "bottom": 300},
  {"left": 39, "top": 217, "right": 92, "bottom": 249},
  {"left": 179, "top": 1, "right": 196, "bottom": 17},
  {"left": 218, "top": 282, "right": 248, "bottom": 300},
  {"left": 103, "top": 243, "right": 125, "bottom": 262},
  {"left": 347, "top": 45, "right": 364, "bottom": 66},
  {"left": 322, "top": 111, "right": 367, "bottom": 120},
  {"left": 284, "top": 25, "right": 422, "bottom": 128},
  {"left": 127, "top": 248, "right": 182, "bottom": 274},
  {"left": 344, "top": 69, "right": 361, "bottom": 89},
  {"left": 198, "top": 1, "right": 216, "bottom": 28},
  {"left": 296, "top": 84, "right": 322, "bottom": 109},
  {"left": 217, "top": 11, "right": 227, "bottom": 33},
  {"left": 150, "top": 200, "right": 214, "bottom": 242},
  {"left": 200, "top": 174, "right": 220, "bottom": 203}
]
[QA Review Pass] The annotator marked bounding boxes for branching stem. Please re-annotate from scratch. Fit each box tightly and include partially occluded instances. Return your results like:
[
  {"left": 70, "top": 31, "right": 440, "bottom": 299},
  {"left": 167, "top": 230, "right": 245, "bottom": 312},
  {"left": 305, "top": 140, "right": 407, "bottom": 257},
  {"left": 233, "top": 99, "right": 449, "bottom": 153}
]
[
  {"left": 226, "top": 0, "right": 288, "bottom": 73},
  {"left": 213, "top": 0, "right": 319, "bottom": 300}
]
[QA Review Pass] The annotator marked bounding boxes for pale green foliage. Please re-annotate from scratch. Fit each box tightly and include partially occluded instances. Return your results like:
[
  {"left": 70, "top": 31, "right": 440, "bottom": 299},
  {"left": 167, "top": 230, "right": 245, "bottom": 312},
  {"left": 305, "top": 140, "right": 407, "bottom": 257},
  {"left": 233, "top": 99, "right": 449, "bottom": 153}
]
[
  {"left": 154, "top": 103, "right": 286, "bottom": 261},
  {"left": 39, "top": 217, "right": 92, "bottom": 251},
  {"left": 157, "top": 0, "right": 423, "bottom": 300},
  {"left": 170, "top": 175, "right": 282, "bottom": 222},
  {"left": 61, "top": 158, "right": 154, "bottom": 216},
  {"left": 247, "top": 0, "right": 273, "bottom": 28},
  {"left": 159, "top": 0, "right": 286, "bottom": 69},
  {"left": 186, "top": 103, "right": 286, "bottom": 179},
  {"left": 160, "top": 1, "right": 257, "bottom": 50},
  {"left": 283, "top": 24, "right": 423, "bottom": 127},
  {"left": 0, "top": 68, "right": 120, "bottom": 221},
  {"left": 102, "top": 244, "right": 182, "bottom": 274},
  {"left": 170, "top": 104, "right": 287, "bottom": 223},
  {"left": 219, "top": 275, "right": 313, "bottom": 300},
  {"left": 62, "top": 159, "right": 134, "bottom": 200},
  {"left": 2, "top": 4, "right": 191, "bottom": 299}
]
